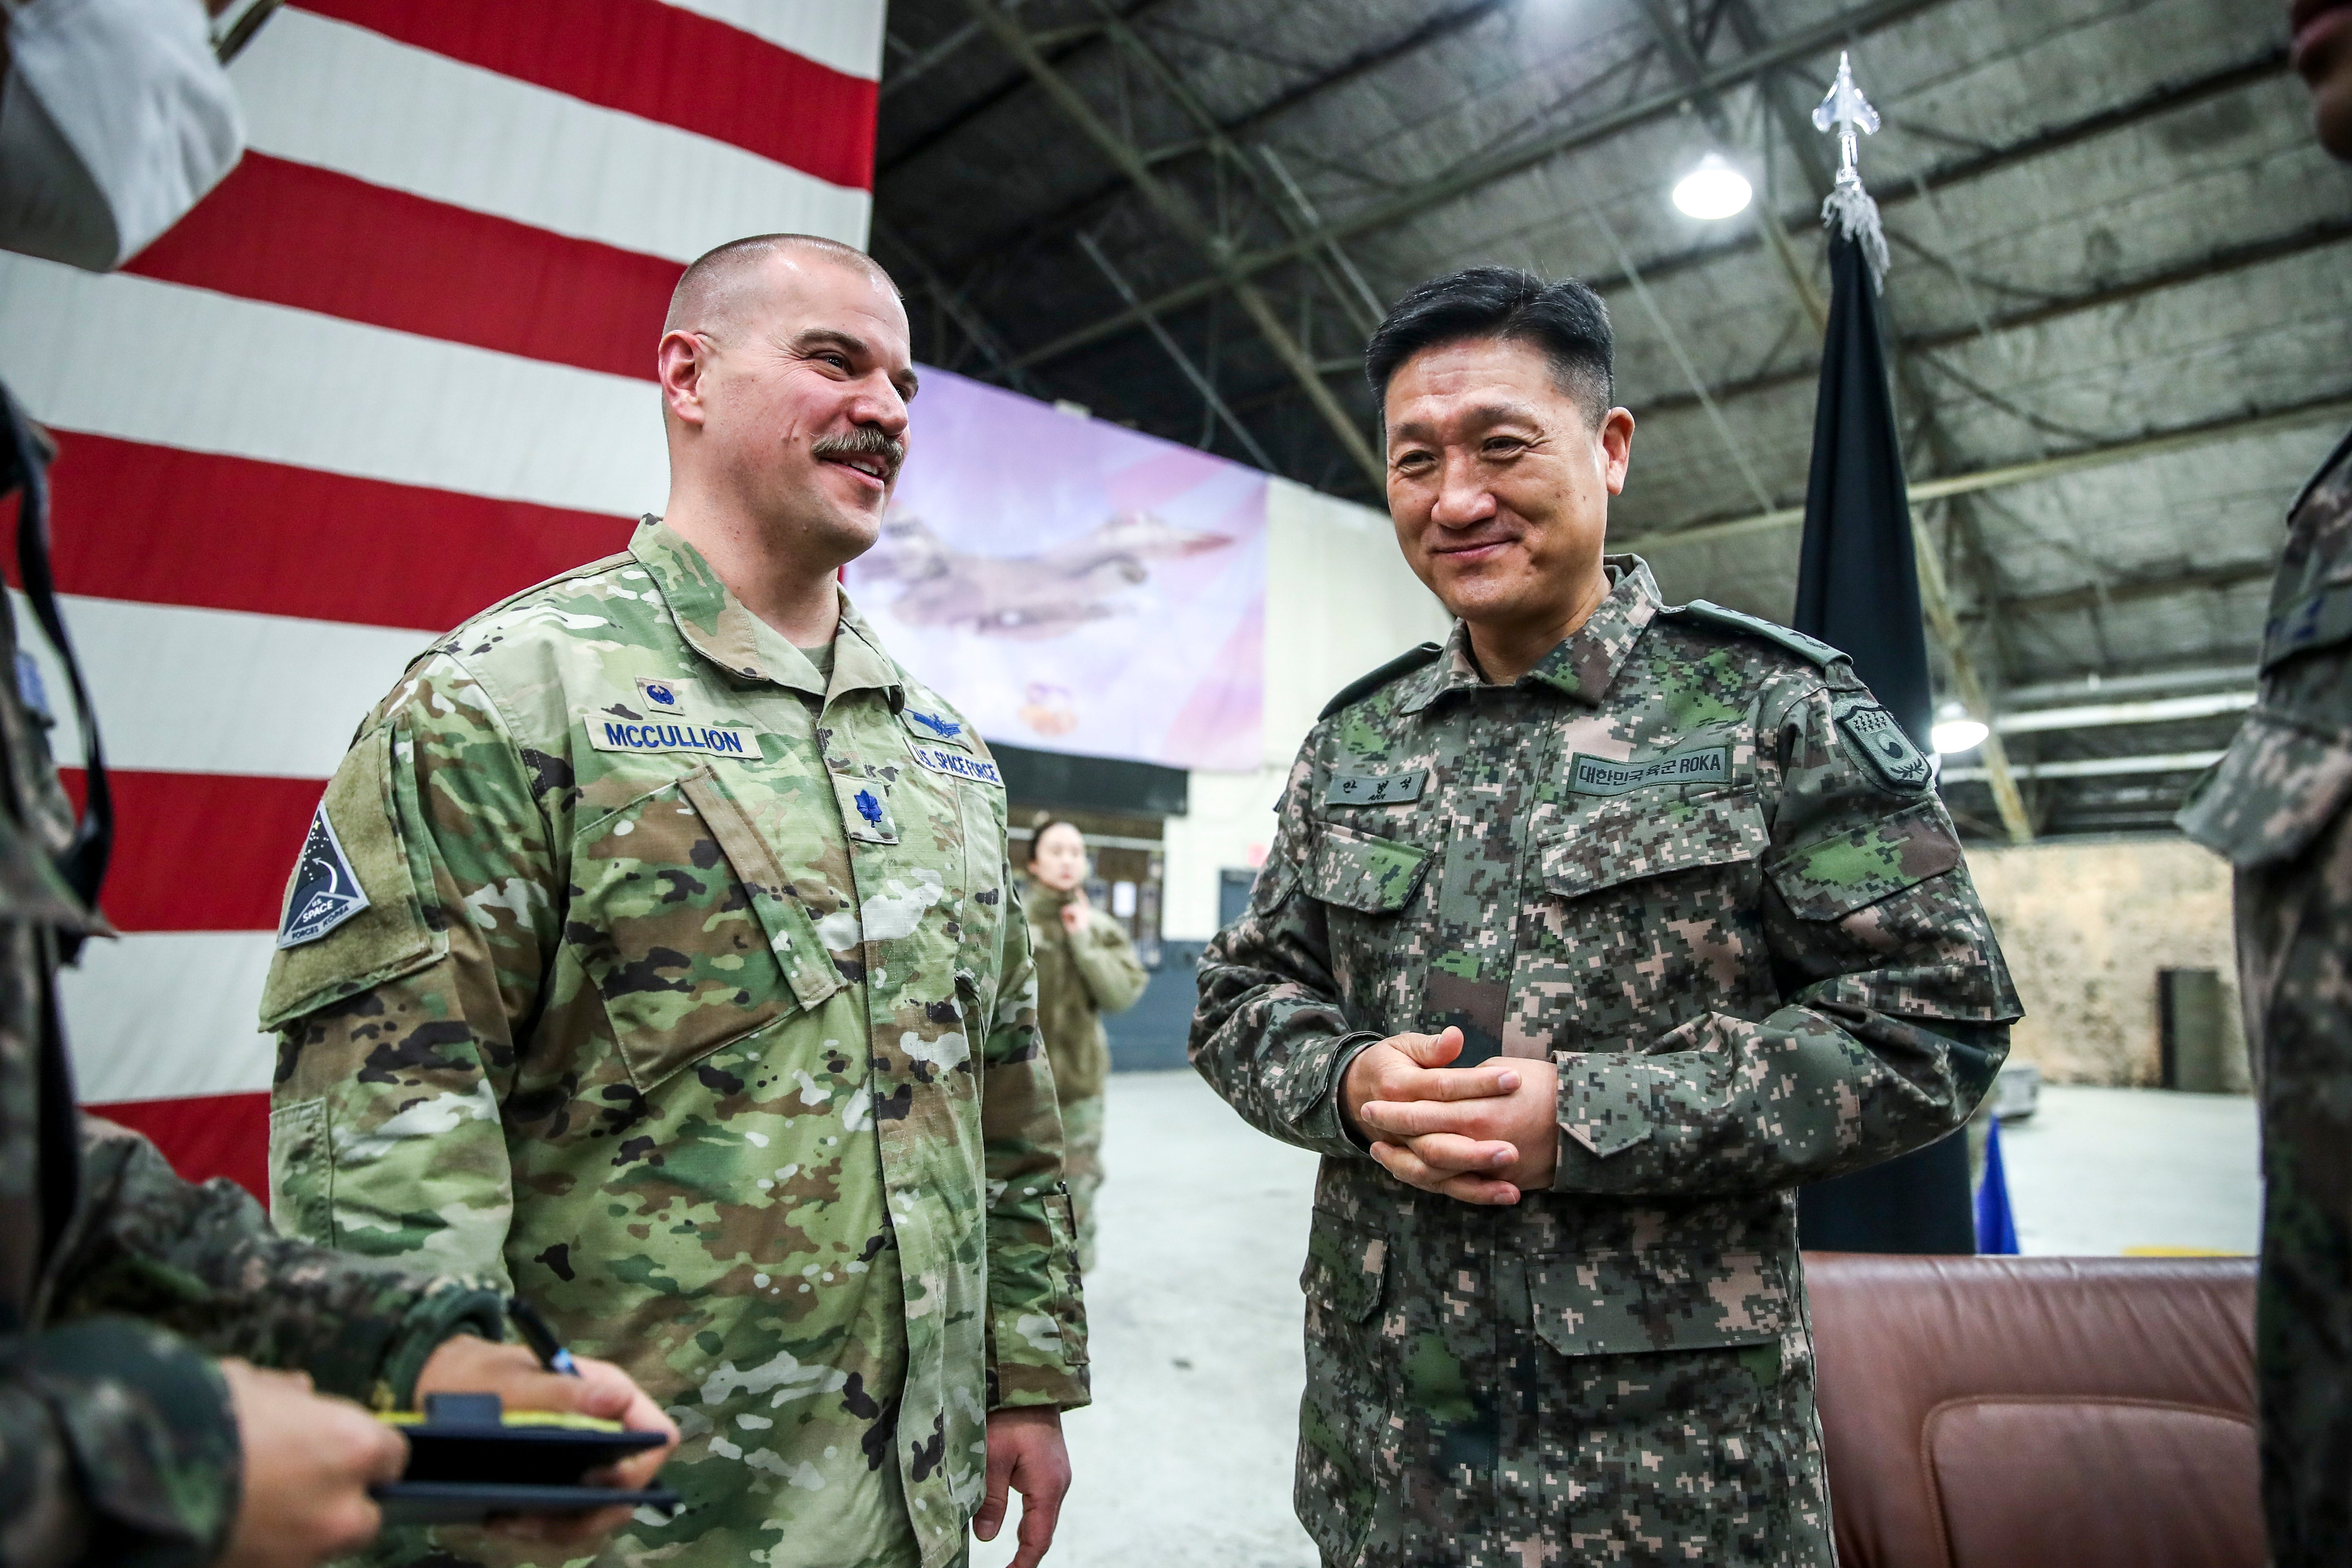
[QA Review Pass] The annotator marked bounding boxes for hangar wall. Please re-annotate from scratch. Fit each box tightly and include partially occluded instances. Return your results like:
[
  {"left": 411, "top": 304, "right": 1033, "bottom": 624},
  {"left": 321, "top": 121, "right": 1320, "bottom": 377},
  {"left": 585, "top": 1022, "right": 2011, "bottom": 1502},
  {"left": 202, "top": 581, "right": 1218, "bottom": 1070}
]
[{"left": 1967, "top": 836, "right": 2250, "bottom": 1091}]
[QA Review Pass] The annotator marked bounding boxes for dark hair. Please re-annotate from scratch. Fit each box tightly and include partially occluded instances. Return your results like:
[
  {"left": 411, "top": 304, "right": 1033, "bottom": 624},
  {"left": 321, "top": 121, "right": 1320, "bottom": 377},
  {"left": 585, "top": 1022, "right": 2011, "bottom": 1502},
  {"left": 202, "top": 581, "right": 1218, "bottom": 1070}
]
[
  {"left": 1363, "top": 266, "right": 1614, "bottom": 423},
  {"left": 1023, "top": 815, "right": 1084, "bottom": 867}
]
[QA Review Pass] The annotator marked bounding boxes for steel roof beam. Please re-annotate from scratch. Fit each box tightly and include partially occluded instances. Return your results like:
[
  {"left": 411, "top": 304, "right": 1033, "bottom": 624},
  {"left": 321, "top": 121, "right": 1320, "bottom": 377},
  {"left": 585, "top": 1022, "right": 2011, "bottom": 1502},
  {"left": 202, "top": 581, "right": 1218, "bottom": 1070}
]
[
  {"left": 1619, "top": 391, "right": 2352, "bottom": 551},
  {"left": 940, "top": 0, "right": 1515, "bottom": 265},
  {"left": 1941, "top": 750, "right": 2225, "bottom": 783},
  {"left": 879, "top": 0, "right": 1174, "bottom": 177},
  {"left": 1964, "top": 562, "right": 2276, "bottom": 624},
  {"left": 955, "top": 0, "right": 1384, "bottom": 485},
  {"left": 1632, "top": 213, "right": 2352, "bottom": 419},
  {"left": 868, "top": 214, "right": 1045, "bottom": 397},
  {"left": 1008, "top": 0, "right": 1954, "bottom": 371},
  {"left": 1012, "top": 37, "right": 2282, "bottom": 374}
]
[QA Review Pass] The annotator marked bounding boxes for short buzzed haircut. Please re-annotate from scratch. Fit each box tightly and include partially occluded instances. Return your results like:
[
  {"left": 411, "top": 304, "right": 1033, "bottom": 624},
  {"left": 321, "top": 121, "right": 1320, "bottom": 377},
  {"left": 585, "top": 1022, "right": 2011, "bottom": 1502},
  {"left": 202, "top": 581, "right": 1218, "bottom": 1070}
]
[
  {"left": 664, "top": 233, "right": 898, "bottom": 334},
  {"left": 1364, "top": 266, "right": 1614, "bottom": 424}
]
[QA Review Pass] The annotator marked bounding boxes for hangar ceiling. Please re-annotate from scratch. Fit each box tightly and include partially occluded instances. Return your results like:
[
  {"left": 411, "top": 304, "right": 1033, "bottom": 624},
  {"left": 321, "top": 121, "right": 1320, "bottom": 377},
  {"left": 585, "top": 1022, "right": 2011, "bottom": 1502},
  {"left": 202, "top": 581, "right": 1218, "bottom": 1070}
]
[{"left": 869, "top": 0, "right": 2352, "bottom": 842}]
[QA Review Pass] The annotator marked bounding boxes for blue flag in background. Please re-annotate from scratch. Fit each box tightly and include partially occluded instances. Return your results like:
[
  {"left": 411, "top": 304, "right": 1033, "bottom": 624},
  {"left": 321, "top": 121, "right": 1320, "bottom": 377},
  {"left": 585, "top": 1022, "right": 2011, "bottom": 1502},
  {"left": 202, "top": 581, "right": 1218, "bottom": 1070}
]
[{"left": 1975, "top": 1115, "right": 2021, "bottom": 1255}]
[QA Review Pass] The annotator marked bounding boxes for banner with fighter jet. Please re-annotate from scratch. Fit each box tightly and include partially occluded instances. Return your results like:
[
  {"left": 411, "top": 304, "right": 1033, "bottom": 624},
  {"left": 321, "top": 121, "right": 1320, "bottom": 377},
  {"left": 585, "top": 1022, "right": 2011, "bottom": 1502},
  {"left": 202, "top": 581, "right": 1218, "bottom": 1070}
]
[{"left": 848, "top": 366, "right": 1268, "bottom": 772}]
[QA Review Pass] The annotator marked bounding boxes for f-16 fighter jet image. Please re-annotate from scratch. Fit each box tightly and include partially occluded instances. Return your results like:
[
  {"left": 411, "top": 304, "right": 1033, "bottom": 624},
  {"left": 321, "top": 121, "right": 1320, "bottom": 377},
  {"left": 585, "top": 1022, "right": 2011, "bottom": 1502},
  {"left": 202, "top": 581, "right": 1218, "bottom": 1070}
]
[{"left": 859, "top": 509, "right": 1234, "bottom": 639}]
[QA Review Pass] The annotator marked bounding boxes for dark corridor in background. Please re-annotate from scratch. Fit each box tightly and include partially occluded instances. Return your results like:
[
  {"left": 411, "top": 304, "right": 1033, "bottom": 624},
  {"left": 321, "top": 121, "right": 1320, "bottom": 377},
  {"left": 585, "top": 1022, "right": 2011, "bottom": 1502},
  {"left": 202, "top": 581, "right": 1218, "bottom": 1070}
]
[
  {"left": 998, "top": 742, "right": 1198, "bottom": 1069},
  {"left": 2159, "top": 966, "right": 2233, "bottom": 1093}
]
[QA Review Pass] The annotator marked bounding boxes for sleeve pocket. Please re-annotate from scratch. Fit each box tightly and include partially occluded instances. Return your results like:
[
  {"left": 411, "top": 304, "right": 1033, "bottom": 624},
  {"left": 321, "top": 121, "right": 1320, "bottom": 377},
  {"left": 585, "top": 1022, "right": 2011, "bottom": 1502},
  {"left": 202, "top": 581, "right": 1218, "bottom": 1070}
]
[
  {"left": 2176, "top": 711, "right": 2352, "bottom": 869},
  {"left": 1305, "top": 823, "right": 1431, "bottom": 914},
  {"left": 1764, "top": 799, "right": 1963, "bottom": 921},
  {"left": 268, "top": 1097, "right": 332, "bottom": 1243}
]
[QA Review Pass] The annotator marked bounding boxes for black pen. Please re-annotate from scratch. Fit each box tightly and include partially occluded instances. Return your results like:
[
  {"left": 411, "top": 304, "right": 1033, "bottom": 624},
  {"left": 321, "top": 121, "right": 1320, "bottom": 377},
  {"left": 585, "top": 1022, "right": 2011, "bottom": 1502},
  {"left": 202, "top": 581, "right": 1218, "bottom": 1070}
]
[{"left": 508, "top": 1296, "right": 580, "bottom": 1377}]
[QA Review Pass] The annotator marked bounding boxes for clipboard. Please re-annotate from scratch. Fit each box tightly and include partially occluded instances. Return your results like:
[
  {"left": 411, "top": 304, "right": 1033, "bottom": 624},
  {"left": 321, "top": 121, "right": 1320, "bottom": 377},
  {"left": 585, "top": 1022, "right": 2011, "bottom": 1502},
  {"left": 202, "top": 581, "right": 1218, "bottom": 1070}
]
[{"left": 371, "top": 1393, "right": 681, "bottom": 1526}]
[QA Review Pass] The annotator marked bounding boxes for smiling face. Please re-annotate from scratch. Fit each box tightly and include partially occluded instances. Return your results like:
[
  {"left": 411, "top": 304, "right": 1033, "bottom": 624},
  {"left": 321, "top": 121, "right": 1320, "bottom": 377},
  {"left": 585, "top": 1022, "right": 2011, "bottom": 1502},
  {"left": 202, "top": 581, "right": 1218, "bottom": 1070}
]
[
  {"left": 1383, "top": 335, "right": 1635, "bottom": 666},
  {"left": 1028, "top": 823, "right": 1088, "bottom": 893},
  {"left": 659, "top": 249, "right": 918, "bottom": 568},
  {"left": 2291, "top": 0, "right": 2352, "bottom": 158}
]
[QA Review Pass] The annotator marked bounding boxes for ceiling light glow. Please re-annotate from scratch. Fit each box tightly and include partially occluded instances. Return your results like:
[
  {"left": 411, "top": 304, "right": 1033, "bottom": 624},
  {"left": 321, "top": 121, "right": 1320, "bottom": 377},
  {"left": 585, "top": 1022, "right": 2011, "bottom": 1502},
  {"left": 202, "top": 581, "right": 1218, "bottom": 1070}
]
[
  {"left": 1671, "top": 153, "right": 1752, "bottom": 220},
  {"left": 1931, "top": 700, "right": 1988, "bottom": 756}
]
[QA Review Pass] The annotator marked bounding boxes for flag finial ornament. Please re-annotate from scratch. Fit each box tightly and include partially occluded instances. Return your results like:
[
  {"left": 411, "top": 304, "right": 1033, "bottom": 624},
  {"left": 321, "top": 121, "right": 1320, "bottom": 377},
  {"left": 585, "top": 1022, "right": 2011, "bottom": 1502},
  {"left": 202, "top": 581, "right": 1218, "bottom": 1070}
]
[{"left": 1813, "top": 51, "right": 1889, "bottom": 288}]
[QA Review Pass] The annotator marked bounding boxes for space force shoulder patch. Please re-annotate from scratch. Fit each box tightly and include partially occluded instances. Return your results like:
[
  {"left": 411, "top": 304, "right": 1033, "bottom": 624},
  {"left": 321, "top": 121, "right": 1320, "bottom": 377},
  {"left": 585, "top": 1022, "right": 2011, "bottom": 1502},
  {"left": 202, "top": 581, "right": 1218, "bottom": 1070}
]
[
  {"left": 279, "top": 804, "right": 371, "bottom": 948},
  {"left": 1834, "top": 696, "right": 1934, "bottom": 793}
]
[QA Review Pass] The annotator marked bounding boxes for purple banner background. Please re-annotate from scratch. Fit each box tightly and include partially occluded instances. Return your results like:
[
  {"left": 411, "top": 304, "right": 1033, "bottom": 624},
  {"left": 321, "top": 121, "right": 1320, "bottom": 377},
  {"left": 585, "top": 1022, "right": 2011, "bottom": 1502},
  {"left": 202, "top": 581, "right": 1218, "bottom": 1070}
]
[{"left": 846, "top": 366, "right": 1267, "bottom": 772}]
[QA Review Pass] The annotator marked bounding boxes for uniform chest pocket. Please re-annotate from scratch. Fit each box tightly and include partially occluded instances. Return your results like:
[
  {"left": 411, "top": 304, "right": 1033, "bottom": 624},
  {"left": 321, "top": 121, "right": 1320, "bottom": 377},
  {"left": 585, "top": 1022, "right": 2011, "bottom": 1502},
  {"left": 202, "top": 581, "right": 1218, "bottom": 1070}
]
[
  {"left": 1305, "top": 822, "right": 1431, "bottom": 914},
  {"left": 1538, "top": 790, "right": 1770, "bottom": 901},
  {"left": 569, "top": 767, "right": 841, "bottom": 1094}
]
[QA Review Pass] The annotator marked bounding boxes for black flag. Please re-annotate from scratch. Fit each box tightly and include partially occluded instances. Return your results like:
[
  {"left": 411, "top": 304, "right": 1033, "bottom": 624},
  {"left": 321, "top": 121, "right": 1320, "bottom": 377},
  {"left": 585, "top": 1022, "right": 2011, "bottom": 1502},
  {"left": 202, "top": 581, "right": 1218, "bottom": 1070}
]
[{"left": 1789, "top": 226, "right": 1977, "bottom": 1256}]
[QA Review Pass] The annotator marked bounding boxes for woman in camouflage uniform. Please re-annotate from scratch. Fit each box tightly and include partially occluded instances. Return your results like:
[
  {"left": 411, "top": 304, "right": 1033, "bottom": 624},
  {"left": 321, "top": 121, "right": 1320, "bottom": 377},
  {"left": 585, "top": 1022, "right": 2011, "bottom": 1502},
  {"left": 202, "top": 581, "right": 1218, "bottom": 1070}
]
[{"left": 1022, "top": 819, "right": 1148, "bottom": 1272}]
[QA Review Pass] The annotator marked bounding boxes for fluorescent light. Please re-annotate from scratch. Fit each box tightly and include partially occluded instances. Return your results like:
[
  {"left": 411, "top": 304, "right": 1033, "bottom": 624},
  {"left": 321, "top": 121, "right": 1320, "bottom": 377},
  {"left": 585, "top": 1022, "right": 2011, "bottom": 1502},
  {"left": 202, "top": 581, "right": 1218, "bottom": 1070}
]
[
  {"left": 1932, "top": 699, "right": 1988, "bottom": 756},
  {"left": 1671, "top": 153, "right": 1752, "bottom": 220}
]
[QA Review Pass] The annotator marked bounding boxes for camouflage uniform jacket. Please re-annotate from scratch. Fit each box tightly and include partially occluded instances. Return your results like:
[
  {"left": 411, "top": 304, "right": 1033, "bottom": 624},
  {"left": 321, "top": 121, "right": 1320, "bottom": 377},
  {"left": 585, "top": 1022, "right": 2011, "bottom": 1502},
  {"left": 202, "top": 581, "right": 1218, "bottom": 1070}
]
[
  {"left": 0, "top": 601, "right": 504, "bottom": 1567},
  {"left": 1023, "top": 884, "right": 1148, "bottom": 1105},
  {"left": 2177, "top": 428, "right": 2352, "bottom": 1567},
  {"left": 1192, "top": 557, "right": 2018, "bottom": 1564},
  {"left": 263, "top": 519, "right": 1088, "bottom": 1568}
]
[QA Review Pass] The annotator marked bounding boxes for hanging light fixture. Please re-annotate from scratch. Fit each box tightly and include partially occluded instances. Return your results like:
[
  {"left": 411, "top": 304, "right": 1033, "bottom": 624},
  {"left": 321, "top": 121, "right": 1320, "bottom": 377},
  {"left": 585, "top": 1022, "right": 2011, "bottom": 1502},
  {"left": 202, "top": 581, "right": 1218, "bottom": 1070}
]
[
  {"left": 1931, "top": 699, "right": 1989, "bottom": 756},
  {"left": 1670, "top": 153, "right": 1752, "bottom": 220}
]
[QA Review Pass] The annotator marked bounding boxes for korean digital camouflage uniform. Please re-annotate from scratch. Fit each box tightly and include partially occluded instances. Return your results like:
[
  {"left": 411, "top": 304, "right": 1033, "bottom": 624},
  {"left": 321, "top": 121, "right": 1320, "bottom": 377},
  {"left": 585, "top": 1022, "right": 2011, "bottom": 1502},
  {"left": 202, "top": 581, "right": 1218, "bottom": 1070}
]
[
  {"left": 1193, "top": 557, "right": 2018, "bottom": 1568},
  {"left": 2177, "top": 428, "right": 2352, "bottom": 1568},
  {"left": 263, "top": 519, "right": 1088, "bottom": 1568},
  {"left": 0, "top": 410, "right": 507, "bottom": 1568},
  {"left": 1022, "top": 882, "right": 1148, "bottom": 1270}
]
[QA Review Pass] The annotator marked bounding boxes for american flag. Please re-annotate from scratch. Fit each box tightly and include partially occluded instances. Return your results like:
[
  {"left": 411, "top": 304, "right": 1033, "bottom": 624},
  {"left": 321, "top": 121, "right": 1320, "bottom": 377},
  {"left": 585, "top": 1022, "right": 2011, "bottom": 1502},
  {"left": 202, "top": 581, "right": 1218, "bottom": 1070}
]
[{"left": 0, "top": 0, "right": 883, "bottom": 1197}]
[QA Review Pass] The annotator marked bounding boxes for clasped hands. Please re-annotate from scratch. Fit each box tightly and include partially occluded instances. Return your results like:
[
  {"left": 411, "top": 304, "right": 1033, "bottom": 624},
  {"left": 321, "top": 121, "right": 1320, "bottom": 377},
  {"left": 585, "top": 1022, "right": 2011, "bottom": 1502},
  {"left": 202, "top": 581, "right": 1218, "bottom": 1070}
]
[{"left": 1340, "top": 1026, "right": 1559, "bottom": 1204}]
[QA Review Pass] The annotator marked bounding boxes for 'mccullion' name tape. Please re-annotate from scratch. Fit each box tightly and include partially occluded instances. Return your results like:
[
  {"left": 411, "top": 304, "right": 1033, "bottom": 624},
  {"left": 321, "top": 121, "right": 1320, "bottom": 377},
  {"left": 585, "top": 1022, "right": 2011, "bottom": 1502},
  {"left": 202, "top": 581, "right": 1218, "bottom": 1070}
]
[
  {"left": 588, "top": 719, "right": 761, "bottom": 758},
  {"left": 909, "top": 741, "right": 1003, "bottom": 787},
  {"left": 1567, "top": 745, "right": 1731, "bottom": 796}
]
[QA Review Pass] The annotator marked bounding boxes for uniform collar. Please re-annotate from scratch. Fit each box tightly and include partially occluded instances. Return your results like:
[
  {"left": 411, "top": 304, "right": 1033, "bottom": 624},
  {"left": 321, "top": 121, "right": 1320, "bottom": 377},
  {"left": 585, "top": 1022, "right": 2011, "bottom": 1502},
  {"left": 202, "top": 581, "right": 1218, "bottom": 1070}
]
[
  {"left": 1400, "top": 554, "right": 1661, "bottom": 713},
  {"left": 632, "top": 518, "right": 905, "bottom": 708}
]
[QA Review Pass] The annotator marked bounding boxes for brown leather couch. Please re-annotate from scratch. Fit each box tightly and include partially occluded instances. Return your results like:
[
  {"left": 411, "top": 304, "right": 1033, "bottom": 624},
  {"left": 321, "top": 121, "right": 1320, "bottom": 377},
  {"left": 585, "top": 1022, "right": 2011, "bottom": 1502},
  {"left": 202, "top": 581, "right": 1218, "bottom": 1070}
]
[{"left": 1805, "top": 1253, "right": 2261, "bottom": 1568}]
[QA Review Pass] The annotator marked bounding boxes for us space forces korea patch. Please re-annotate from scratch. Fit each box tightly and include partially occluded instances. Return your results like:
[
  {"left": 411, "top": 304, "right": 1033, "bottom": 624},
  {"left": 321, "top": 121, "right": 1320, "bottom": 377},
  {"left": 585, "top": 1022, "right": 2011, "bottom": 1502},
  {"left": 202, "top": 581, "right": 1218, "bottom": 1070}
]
[
  {"left": 1834, "top": 696, "right": 1934, "bottom": 793},
  {"left": 279, "top": 805, "right": 370, "bottom": 948}
]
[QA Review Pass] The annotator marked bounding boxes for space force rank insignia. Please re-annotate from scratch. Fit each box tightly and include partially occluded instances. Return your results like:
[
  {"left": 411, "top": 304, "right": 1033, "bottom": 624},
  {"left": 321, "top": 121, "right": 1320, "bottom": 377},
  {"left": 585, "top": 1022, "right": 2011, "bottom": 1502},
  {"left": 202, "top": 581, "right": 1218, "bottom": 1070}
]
[
  {"left": 909, "top": 741, "right": 1002, "bottom": 787},
  {"left": 1835, "top": 698, "right": 1934, "bottom": 792},
  {"left": 587, "top": 718, "right": 760, "bottom": 759},
  {"left": 278, "top": 805, "right": 370, "bottom": 949}
]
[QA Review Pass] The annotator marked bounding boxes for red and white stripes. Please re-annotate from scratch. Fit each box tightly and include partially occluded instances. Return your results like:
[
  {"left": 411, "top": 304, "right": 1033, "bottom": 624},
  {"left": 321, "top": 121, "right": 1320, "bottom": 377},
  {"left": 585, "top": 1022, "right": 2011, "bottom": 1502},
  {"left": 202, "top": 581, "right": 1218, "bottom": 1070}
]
[{"left": 1, "top": 1, "right": 880, "bottom": 1194}]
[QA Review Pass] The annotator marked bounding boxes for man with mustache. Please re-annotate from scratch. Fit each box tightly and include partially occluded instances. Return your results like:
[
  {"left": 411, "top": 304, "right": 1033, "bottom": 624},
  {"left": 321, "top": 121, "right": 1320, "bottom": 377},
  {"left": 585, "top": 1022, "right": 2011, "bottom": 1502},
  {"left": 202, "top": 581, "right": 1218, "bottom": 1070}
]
[
  {"left": 2173, "top": 6, "right": 2352, "bottom": 1562},
  {"left": 263, "top": 234, "right": 1087, "bottom": 1568},
  {"left": 1192, "top": 267, "right": 2018, "bottom": 1565}
]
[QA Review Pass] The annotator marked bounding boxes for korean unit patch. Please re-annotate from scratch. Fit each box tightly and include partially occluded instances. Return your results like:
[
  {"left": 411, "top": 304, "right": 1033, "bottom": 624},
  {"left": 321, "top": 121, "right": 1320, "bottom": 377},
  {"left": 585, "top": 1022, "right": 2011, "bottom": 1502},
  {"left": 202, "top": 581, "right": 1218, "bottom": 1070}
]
[
  {"left": 1835, "top": 698, "right": 1934, "bottom": 792},
  {"left": 1325, "top": 769, "right": 1426, "bottom": 807},
  {"left": 1566, "top": 745, "right": 1733, "bottom": 796},
  {"left": 278, "top": 804, "right": 371, "bottom": 949}
]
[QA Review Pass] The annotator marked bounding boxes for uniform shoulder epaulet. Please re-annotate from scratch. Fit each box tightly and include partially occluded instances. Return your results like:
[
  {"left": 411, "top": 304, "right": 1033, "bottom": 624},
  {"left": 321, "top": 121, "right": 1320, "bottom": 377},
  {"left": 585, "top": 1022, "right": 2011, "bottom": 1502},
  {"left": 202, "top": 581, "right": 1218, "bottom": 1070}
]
[
  {"left": 1665, "top": 599, "right": 1846, "bottom": 668},
  {"left": 1318, "top": 642, "right": 1444, "bottom": 721}
]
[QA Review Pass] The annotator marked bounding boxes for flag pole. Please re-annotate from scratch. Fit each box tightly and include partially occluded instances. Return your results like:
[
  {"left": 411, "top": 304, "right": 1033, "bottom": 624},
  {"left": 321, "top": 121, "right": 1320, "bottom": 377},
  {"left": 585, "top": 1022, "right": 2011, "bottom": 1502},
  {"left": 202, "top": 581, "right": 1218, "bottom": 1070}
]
[{"left": 1791, "top": 53, "right": 1979, "bottom": 1255}]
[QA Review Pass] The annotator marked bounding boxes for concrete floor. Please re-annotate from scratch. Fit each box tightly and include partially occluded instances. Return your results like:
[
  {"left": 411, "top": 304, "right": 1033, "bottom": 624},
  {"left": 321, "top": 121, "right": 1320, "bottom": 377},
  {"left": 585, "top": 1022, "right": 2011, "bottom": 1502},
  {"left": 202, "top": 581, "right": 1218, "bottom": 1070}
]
[
  {"left": 2000, "top": 1083, "right": 2260, "bottom": 1256},
  {"left": 974, "top": 1072, "right": 2263, "bottom": 1567}
]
